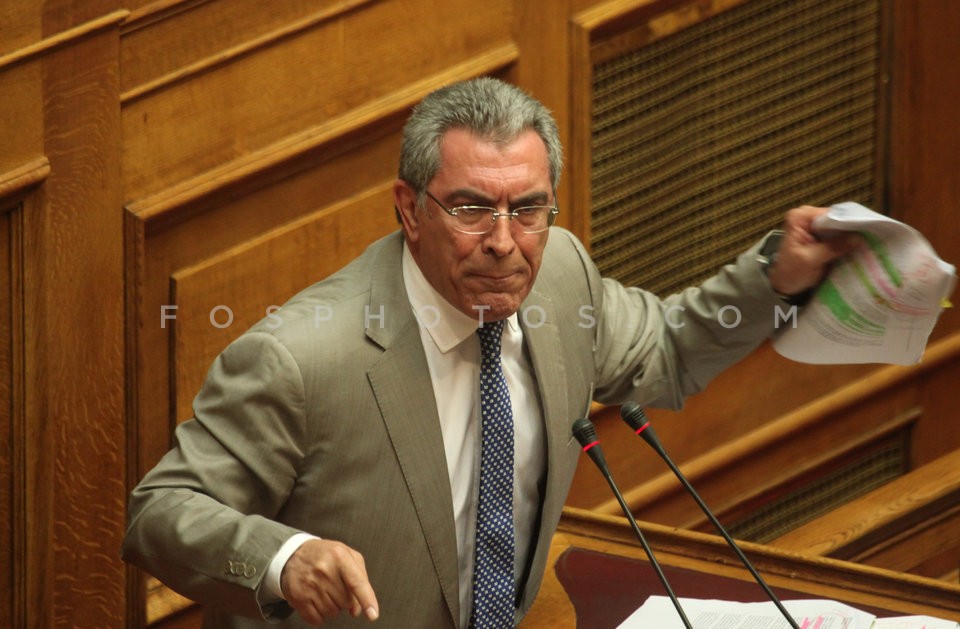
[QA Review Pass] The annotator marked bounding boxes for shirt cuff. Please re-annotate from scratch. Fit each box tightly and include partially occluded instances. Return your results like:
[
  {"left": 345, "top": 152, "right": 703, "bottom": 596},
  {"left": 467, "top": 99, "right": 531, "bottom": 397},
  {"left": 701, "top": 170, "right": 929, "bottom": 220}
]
[{"left": 263, "top": 533, "right": 320, "bottom": 602}]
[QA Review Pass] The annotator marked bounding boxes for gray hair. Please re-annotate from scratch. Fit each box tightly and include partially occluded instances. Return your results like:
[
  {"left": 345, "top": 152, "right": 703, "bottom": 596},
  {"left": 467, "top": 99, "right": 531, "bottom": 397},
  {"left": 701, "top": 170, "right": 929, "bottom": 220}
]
[{"left": 398, "top": 77, "right": 563, "bottom": 203}]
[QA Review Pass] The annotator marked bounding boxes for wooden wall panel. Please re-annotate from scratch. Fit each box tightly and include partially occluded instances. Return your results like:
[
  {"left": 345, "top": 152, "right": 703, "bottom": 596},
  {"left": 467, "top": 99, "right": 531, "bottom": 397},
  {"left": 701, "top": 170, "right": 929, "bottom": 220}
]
[
  {"left": 889, "top": 0, "right": 960, "bottom": 343},
  {"left": 120, "top": 0, "right": 376, "bottom": 97},
  {"left": 1, "top": 5, "right": 128, "bottom": 627},
  {"left": 0, "top": 4, "right": 41, "bottom": 60},
  {"left": 0, "top": 64, "right": 43, "bottom": 174},
  {"left": 38, "top": 0, "right": 122, "bottom": 35},
  {"left": 512, "top": 0, "right": 577, "bottom": 230},
  {"left": 0, "top": 161, "right": 50, "bottom": 627},
  {"left": 23, "top": 23, "right": 127, "bottom": 628},
  {"left": 120, "top": 0, "right": 514, "bottom": 201},
  {"left": 0, "top": 206, "right": 17, "bottom": 629},
  {"left": 773, "top": 448, "right": 960, "bottom": 580},
  {"left": 568, "top": 333, "right": 960, "bottom": 529}
]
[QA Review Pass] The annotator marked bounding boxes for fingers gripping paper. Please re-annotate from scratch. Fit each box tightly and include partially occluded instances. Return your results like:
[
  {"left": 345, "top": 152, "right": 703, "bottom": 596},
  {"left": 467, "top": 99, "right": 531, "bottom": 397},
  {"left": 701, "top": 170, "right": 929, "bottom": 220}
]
[{"left": 773, "top": 202, "right": 957, "bottom": 365}]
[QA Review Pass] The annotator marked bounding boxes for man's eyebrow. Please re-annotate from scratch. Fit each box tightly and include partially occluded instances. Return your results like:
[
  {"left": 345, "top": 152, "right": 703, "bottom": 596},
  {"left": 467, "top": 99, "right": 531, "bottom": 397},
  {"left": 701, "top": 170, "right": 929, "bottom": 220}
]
[
  {"left": 513, "top": 191, "right": 552, "bottom": 206},
  {"left": 446, "top": 189, "right": 552, "bottom": 206},
  {"left": 446, "top": 188, "right": 493, "bottom": 205}
]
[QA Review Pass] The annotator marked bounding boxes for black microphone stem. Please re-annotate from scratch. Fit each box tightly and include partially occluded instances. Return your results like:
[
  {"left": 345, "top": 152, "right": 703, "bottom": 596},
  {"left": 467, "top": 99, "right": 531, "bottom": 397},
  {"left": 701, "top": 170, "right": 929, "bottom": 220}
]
[
  {"left": 598, "top": 467, "right": 693, "bottom": 629},
  {"left": 655, "top": 450, "right": 799, "bottom": 628},
  {"left": 621, "top": 403, "right": 801, "bottom": 629},
  {"left": 572, "top": 418, "right": 692, "bottom": 629}
]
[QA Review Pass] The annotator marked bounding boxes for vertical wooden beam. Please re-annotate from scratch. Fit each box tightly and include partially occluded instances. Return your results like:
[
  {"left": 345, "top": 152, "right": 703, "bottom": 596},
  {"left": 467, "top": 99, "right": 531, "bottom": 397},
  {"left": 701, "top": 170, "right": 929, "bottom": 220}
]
[
  {"left": 512, "top": 0, "right": 580, "bottom": 235},
  {"left": 889, "top": 0, "right": 960, "bottom": 339},
  {"left": 16, "top": 10, "right": 128, "bottom": 627}
]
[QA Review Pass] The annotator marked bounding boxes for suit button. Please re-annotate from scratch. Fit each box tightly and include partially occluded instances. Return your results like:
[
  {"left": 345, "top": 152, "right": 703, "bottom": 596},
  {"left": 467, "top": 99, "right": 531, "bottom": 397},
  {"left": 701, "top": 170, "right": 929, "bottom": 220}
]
[{"left": 243, "top": 565, "right": 257, "bottom": 578}]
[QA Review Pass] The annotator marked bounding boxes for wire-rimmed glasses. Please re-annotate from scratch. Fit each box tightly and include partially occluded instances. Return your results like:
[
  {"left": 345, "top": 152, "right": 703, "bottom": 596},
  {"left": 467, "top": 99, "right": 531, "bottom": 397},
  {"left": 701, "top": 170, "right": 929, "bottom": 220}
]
[{"left": 425, "top": 190, "right": 559, "bottom": 235}]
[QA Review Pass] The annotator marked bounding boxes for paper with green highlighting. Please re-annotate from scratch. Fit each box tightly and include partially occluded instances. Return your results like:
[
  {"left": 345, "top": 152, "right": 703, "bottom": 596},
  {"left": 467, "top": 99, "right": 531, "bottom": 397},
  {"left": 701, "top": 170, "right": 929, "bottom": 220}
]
[{"left": 772, "top": 202, "right": 956, "bottom": 365}]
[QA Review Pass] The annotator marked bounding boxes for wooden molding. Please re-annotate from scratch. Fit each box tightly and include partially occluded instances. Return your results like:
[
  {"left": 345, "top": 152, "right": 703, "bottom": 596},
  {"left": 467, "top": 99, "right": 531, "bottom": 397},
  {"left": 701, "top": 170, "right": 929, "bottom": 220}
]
[
  {"left": 0, "top": 10, "right": 129, "bottom": 70},
  {"left": 124, "top": 0, "right": 214, "bottom": 31},
  {"left": 145, "top": 577, "right": 195, "bottom": 625},
  {"left": 3, "top": 201, "right": 26, "bottom": 626},
  {"left": 0, "top": 158, "right": 49, "bottom": 207},
  {"left": 124, "top": 43, "right": 519, "bottom": 229},
  {"left": 577, "top": 0, "right": 750, "bottom": 65},
  {"left": 568, "top": 8, "right": 595, "bottom": 246},
  {"left": 556, "top": 506, "right": 960, "bottom": 617}
]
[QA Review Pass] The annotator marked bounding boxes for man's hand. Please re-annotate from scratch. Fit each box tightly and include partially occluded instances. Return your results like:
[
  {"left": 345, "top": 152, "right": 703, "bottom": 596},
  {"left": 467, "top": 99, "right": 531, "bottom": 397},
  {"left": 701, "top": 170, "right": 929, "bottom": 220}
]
[
  {"left": 280, "top": 538, "right": 379, "bottom": 625},
  {"left": 767, "top": 205, "right": 861, "bottom": 297}
]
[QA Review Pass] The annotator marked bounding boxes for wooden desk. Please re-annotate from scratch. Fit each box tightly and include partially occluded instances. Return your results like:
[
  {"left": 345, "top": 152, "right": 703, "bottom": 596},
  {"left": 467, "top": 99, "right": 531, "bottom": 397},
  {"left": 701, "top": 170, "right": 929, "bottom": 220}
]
[{"left": 522, "top": 507, "right": 960, "bottom": 628}]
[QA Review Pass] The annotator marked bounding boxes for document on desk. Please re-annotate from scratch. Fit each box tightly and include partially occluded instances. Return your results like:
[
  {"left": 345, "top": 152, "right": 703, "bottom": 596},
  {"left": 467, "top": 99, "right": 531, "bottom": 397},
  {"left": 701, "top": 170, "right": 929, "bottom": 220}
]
[
  {"left": 617, "top": 596, "right": 959, "bottom": 628},
  {"left": 772, "top": 202, "right": 956, "bottom": 365}
]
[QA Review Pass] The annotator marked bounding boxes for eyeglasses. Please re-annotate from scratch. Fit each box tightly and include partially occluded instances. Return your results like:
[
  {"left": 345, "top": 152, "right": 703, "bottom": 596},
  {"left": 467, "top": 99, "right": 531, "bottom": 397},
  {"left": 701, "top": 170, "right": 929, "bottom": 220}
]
[{"left": 425, "top": 190, "right": 559, "bottom": 235}]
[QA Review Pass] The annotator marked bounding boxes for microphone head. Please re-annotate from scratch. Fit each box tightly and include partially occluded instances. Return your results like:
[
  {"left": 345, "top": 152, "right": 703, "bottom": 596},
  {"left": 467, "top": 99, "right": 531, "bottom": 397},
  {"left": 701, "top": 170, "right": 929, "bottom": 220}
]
[
  {"left": 571, "top": 417, "right": 598, "bottom": 447},
  {"left": 571, "top": 417, "right": 609, "bottom": 473},
  {"left": 620, "top": 401, "right": 666, "bottom": 456},
  {"left": 620, "top": 401, "right": 648, "bottom": 431}
]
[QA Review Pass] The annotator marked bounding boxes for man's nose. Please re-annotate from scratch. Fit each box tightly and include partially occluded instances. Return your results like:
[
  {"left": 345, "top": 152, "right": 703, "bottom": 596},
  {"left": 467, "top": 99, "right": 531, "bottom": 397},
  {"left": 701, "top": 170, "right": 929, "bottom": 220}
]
[{"left": 482, "top": 214, "right": 518, "bottom": 255}]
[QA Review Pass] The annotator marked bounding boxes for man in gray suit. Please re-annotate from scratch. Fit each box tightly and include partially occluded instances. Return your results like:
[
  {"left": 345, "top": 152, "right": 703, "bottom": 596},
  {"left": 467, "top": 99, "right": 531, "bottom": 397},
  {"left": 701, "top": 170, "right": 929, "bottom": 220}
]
[{"left": 122, "top": 77, "right": 853, "bottom": 627}]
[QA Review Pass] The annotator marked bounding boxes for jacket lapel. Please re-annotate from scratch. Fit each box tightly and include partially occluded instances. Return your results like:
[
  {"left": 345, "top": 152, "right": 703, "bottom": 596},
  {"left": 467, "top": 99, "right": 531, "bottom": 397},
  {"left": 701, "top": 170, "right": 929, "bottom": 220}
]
[
  {"left": 516, "top": 287, "right": 573, "bottom": 609},
  {"left": 364, "top": 234, "right": 460, "bottom": 626}
]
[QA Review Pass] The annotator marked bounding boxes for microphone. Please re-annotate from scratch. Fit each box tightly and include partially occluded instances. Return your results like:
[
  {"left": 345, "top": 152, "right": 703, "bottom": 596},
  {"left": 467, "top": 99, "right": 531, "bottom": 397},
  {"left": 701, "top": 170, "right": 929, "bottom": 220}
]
[
  {"left": 619, "top": 402, "right": 801, "bottom": 629},
  {"left": 571, "top": 417, "right": 692, "bottom": 629}
]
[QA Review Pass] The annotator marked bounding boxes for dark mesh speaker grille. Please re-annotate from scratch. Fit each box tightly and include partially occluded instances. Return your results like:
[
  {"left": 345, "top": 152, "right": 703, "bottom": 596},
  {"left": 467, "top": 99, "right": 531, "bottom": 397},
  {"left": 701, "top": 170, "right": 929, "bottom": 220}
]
[
  {"left": 591, "top": 0, "right": 883, "bottom": 296},
  {"left": 726, "top": 440, "right": 904, "bottom": 544}
]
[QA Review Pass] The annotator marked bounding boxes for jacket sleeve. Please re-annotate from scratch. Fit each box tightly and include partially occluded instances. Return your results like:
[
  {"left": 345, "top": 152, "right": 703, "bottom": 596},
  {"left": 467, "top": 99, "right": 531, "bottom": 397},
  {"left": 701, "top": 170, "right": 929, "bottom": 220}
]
[
  {"left": 121, "top": 331, "right": 308, "bottom": 621},
  {"left": 586, "top": 236, "right": 787, "bottom": 409}
]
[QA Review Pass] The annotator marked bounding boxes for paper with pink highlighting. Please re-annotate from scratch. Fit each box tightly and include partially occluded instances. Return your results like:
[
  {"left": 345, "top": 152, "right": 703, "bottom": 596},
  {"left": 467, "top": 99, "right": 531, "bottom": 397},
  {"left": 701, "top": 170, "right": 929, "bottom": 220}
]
[
  {"left": 772, "top": 202, "right": 956, "bottom": 365},
  {"left": 617, "top": 596, "right": 958, "bottom": 628}
]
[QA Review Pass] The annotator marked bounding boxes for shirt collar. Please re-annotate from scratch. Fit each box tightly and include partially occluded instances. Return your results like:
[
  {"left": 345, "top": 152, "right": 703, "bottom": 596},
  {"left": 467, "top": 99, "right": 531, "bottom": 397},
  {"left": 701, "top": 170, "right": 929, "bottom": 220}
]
[{"left": 401, "top": 242, "right": 519, "bottom": 353}]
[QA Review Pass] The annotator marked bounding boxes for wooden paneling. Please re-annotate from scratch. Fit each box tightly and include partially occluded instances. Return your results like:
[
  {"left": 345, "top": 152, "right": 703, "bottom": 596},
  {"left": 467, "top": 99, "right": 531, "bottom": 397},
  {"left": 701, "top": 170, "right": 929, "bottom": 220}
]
[
  {"left": 39, "top": 0, "right": 122, "bottom": 35},
  {"left": 512, "top": 0, "right": 576, "bottom": 230},
  {"left": 523, "top": 508, "right": 960, "bottom": 626},
  {"left": 557, "top": 0, "right": 960, "bottom": 559},
  {"left": 1, "top": 0, "right": 958, "bottom": 626},
  {"left": 0, "top": 7, "right": 128, "bottom": 627},
  {"left": 22, "top": 19, "right": 127, "bottom": 627},
  {"left": 0, "top": 158, "right": 47, "bottom": 629},
  {"left": 0, "top": 205, "right": 18, "bottom": 629},
  {"left": 0, "top": 3, "right": 41, "bottom": 57},
  {"left": 120, "top": 0, "right": 376, "bottom": 98},
  {"left": 773, "top": 449, "right": 960, "bottom": 580},
  {"left": 120, "top": 0, "right": 515, "bottom": 200},
  {"left": 125, "top": 133, "right": 403, "bottom": 478},
  {"left": 889, "top": 0, "right": 960, "bottom": 343},
  {"left": 0, "top": 62, "right": 43, "bottom": 174}
]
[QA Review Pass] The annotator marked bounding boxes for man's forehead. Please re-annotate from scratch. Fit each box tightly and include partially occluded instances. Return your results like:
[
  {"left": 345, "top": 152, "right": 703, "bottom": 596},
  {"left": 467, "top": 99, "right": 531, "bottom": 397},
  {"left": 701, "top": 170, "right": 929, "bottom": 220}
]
[{"left": 437, "top": 129, "right": 550, "bottom": 175}]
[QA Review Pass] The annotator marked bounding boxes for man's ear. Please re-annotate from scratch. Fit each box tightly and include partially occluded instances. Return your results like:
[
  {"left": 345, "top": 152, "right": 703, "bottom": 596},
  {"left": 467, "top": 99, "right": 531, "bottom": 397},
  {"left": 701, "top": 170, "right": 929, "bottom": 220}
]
[{"left": 393, "top": 179, "right": 421, "bottom": 244}]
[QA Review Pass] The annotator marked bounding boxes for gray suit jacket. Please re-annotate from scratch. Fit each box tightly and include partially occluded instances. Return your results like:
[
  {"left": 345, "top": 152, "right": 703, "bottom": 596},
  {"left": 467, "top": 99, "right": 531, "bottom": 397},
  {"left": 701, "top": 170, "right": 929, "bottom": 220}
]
[{"left": 122, "top": 228, "right": 782, "bottom": 628}]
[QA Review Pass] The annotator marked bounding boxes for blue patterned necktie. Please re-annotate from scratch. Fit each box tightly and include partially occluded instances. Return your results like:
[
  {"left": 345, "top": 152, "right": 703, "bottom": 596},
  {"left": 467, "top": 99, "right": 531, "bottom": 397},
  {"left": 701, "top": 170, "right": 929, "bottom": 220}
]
[{"left": 470, "top": 320, "right": 515, "bottom": 628}]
